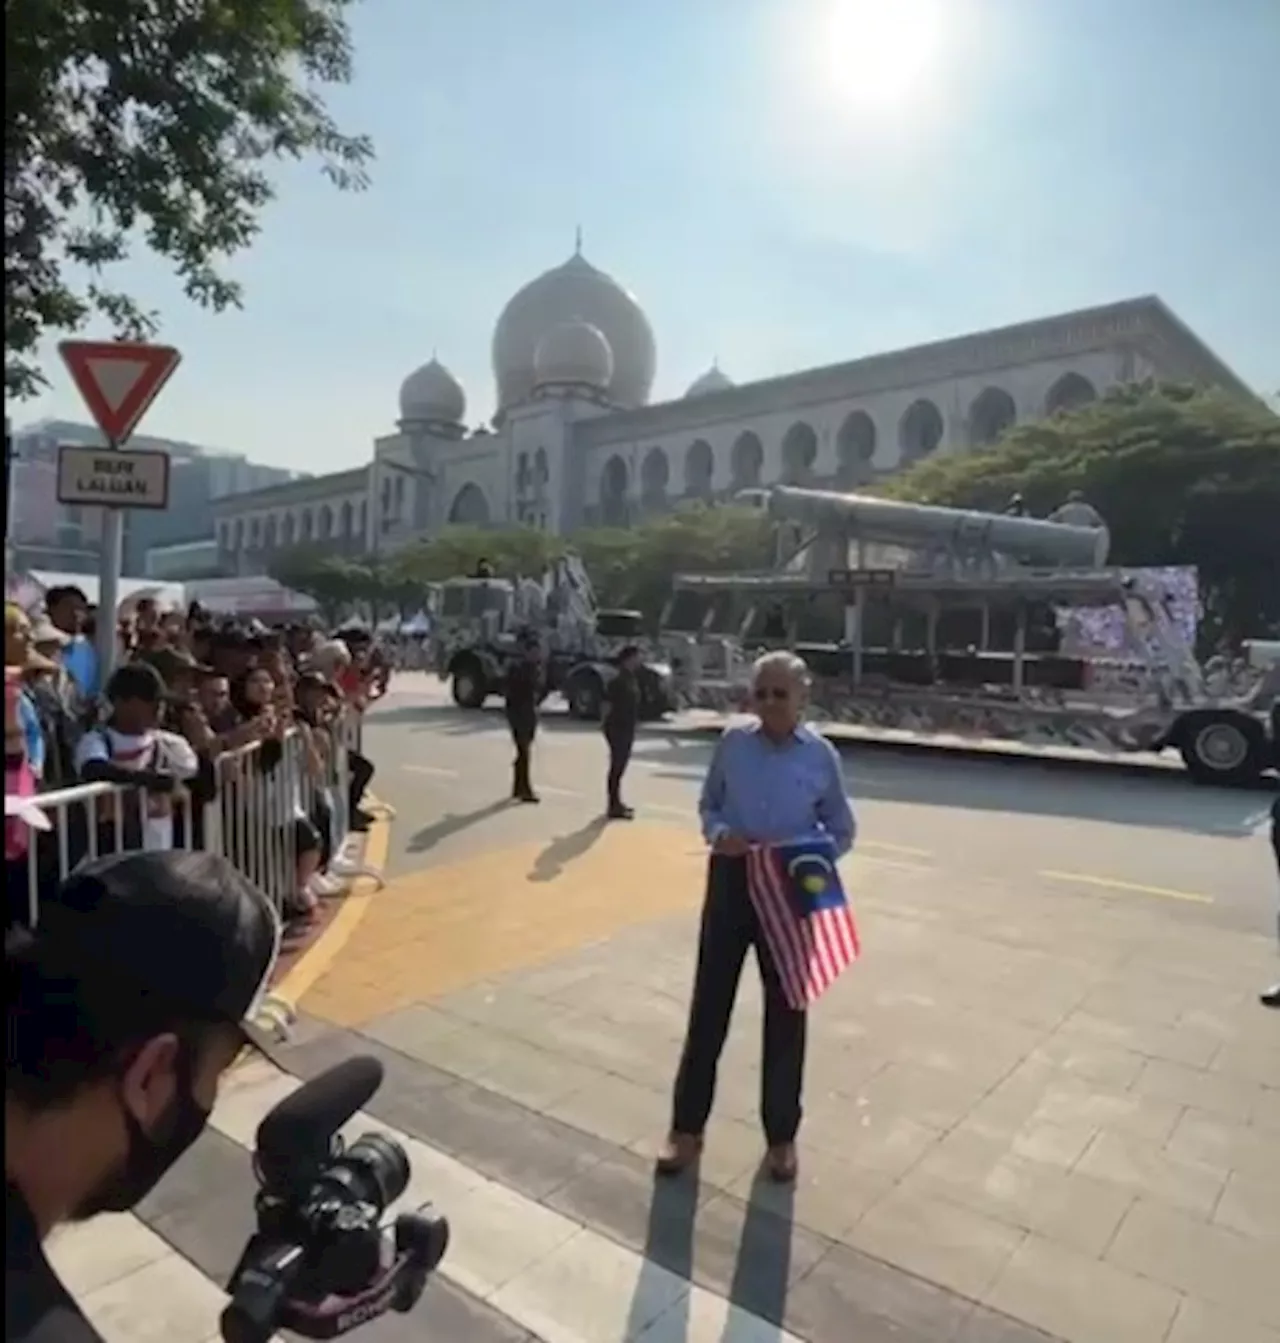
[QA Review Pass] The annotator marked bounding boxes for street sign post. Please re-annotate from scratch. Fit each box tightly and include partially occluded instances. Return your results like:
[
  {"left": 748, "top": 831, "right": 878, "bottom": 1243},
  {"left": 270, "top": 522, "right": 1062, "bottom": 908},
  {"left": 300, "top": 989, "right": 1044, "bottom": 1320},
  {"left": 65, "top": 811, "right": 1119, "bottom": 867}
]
[{"left": 58, "top": 340, "right": 182, "bottom": 677}]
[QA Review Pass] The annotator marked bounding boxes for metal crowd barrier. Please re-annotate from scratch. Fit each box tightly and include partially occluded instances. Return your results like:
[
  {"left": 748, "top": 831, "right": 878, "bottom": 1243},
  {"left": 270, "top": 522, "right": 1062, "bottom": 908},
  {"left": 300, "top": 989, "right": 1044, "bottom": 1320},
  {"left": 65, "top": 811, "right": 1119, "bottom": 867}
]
[{"left": 7, "top": 711, "right": 362, "bottom": 930}]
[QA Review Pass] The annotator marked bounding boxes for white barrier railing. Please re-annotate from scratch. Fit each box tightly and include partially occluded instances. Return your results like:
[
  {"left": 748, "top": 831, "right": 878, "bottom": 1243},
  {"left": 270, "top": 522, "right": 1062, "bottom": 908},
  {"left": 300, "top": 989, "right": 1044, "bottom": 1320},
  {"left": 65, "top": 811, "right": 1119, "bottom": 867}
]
[{"left": 7, "top": 711, "right": 363, "bottom": 930}]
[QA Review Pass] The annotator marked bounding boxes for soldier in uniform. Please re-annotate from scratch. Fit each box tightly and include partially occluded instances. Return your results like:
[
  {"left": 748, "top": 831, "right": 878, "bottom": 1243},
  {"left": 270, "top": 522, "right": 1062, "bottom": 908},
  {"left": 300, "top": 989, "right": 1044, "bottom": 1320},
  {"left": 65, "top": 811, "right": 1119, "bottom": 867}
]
[
  {"left": 1264, "top": 794, "right": 1280, "bottom": 1010},
  {"left": 504, "top": 631, "right": 544, "bottom": 804},
  {"left": 602, "top": 646, "right": 642, "bottom": 819}
]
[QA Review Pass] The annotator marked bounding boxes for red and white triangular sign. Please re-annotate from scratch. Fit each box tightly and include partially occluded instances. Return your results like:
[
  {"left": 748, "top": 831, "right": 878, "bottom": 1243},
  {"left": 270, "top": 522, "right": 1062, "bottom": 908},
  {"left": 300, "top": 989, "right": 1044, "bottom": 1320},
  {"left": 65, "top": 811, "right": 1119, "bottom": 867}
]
[{"left": 58, "top": 340, "right": 182, "bottom": 446}]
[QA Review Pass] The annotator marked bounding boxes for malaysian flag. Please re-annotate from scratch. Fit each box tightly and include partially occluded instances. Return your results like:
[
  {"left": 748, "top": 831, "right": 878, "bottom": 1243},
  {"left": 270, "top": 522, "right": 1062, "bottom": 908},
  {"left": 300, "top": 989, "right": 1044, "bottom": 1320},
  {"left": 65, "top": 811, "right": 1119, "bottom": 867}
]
[{"left": 745, "top": 838, "right": 860, "bottom": 1010}]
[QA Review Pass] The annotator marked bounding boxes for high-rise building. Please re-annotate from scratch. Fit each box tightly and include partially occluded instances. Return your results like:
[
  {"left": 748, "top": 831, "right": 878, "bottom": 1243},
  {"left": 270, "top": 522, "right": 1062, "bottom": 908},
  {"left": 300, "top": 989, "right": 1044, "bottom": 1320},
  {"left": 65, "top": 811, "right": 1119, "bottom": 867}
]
[{"left": 7, "top": 420, "right": 304, "bottom": 576}]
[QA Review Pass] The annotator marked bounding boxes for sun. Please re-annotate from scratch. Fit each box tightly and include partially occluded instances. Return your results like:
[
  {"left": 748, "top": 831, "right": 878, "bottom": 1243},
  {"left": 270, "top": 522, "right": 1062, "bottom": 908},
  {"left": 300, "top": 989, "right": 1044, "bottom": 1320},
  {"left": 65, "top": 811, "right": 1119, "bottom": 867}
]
[{"left": 813, "top": 0, "right": 951, "bottom": 120}]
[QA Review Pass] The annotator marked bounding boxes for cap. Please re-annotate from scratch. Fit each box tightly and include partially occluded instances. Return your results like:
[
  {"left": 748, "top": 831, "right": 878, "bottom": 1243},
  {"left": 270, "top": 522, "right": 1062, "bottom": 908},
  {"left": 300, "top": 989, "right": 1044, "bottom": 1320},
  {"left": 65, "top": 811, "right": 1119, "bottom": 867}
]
[
  {"left": 141, "top": 645, "right": 212, "bottom": 677},
  {"left": 36, "top": 851, "right": 283, "bottom": 1051}
]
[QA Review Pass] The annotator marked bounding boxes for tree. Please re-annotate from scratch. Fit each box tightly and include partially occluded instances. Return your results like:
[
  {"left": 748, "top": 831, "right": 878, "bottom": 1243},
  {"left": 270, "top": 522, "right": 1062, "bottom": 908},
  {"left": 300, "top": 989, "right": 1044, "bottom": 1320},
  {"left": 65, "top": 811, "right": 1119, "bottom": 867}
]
[
  {"left": 267, "top": 548, "right": 368, "bottom": 625},
  {"left": 879, "top": 382, "right": 1280, "bottom": 644},
  {"left": 384, "top": 506, "right": 774, "bottom": 627},
  {"left": 5, "top": 0, "right": 372, "bottom": 397}
]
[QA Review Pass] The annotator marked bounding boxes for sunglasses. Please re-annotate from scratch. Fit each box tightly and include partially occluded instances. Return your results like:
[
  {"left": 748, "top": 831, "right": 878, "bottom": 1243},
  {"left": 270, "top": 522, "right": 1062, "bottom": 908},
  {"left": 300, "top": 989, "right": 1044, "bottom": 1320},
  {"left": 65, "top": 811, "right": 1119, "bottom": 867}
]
[{"left": 753, "top": 686, "right": 791, "bottom": 702}]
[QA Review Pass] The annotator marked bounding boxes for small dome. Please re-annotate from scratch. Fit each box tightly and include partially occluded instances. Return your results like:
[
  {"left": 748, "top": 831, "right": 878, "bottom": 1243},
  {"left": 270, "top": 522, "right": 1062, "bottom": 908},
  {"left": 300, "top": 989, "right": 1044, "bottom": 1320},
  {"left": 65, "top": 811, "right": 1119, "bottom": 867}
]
[
  {"left": 686, "top": 364, "right": 734, "bottom": 397},
  {"left": 533, "top": 319, "right": 614, "bottom": 390},
  {"left": 399, "top": 357, "right": 465, "bottom": 425}
]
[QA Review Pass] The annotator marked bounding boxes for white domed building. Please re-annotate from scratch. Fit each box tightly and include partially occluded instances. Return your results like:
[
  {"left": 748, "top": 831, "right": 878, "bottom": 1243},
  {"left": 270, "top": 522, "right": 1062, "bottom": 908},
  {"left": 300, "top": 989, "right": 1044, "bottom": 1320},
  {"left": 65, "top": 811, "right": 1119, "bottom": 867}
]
[{"left": 212, "top": 241, "right": 1253, "bottom": 572}]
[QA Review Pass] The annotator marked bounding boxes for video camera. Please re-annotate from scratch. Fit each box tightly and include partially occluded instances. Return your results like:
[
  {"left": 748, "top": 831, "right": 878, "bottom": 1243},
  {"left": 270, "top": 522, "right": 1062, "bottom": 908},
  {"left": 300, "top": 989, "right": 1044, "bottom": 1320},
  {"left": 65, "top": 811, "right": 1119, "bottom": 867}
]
[{"left": 220, "top": 1057, "right": 449, "bottom": 1343}]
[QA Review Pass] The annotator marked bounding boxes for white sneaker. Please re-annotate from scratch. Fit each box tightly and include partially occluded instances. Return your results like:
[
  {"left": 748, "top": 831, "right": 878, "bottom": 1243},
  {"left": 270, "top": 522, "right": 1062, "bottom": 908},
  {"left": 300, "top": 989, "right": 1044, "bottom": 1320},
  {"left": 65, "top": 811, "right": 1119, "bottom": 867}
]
[{"left": 307, "top": 873, "right": 347, "bottom": 898}]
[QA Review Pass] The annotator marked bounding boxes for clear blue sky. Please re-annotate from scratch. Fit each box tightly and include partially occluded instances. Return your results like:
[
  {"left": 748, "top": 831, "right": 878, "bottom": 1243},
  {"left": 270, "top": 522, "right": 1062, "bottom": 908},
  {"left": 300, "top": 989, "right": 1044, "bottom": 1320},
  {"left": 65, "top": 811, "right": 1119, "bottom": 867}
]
[{"left": 22, "top": 0, "right": 1280, "bottom": 470}]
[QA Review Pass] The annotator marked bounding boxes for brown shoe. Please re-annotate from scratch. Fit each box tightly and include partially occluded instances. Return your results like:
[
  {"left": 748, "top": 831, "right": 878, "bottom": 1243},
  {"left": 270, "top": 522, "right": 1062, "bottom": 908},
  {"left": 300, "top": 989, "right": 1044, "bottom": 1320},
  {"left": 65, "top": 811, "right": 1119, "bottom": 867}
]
[
  {"left": 765, "top": 1142, "right": 798, "bottom": 1183},
  {"left": 655, "top": 1132, "right": 703, "bottom": 1176}
]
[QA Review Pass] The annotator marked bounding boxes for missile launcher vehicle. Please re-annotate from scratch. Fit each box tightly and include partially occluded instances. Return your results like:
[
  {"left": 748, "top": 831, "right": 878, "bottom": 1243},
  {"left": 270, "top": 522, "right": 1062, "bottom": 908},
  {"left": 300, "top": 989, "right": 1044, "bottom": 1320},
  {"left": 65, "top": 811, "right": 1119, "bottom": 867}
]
[{"left": 658, "top": 485, "right": 1277, "bottom": 786}]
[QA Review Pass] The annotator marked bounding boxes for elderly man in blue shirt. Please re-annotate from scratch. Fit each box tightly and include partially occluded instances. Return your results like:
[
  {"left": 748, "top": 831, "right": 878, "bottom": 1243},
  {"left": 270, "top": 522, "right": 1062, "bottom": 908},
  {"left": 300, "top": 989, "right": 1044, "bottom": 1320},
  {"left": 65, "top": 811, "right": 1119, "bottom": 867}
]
[{"left": 657, "top": 650, "right": 855, "bottom": 1183}]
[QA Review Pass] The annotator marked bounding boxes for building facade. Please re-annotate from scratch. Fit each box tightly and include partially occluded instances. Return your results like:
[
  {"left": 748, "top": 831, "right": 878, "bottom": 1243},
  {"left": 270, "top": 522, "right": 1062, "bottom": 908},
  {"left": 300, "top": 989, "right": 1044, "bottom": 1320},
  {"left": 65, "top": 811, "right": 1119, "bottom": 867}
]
[{"left": 213, "top": 248, "right": 1253, "bottom": 573}]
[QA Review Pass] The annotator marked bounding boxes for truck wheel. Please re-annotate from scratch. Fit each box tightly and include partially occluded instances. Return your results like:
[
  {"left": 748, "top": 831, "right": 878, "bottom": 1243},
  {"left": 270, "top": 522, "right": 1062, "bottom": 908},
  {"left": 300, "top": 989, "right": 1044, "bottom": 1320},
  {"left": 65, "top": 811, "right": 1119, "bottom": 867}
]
[
  {"left": 451, "top": 664, "right": 488, "bottom": 709},
  {"left": 567, "top": 674, "right": 603, "bottom": 721},
  {"left": 1178, "top": 711, "right": 1266, "bottom": 786}
]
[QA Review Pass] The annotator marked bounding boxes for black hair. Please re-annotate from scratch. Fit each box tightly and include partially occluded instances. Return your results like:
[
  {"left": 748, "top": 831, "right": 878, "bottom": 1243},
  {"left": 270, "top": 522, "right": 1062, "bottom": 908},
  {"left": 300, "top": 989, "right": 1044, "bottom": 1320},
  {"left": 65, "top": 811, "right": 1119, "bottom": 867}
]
[
  {"left": 617, "top": 645, "right": 642, "bottom": 662},
  {"left": 45, "top": 585, "right": 88, "bottom": 611},
  {"left": 5, "top": 927, "right": 223, "bottom": 1111},
  {"left": 106, "top": 661, "right": 165, "bottom": 704}
]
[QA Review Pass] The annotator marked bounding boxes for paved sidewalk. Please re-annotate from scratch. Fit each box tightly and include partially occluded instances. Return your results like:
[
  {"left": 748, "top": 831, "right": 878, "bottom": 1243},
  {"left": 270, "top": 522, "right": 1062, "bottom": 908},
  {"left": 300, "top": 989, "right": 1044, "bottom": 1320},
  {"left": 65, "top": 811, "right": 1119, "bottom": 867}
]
[
  {"left": 287, "top": 820, "right": 1279, "bottom": 1343},
  {"left": 48, "top": 816, "right": 1279, "bottom": 1341}
]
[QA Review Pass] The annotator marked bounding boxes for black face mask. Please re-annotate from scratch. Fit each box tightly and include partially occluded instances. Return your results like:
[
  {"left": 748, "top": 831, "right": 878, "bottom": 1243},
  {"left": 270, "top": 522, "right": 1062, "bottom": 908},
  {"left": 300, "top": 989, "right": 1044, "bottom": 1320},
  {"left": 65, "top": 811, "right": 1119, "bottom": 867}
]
[{"left": 74, "top": 1050, "right": 211, "bottom": 1219}]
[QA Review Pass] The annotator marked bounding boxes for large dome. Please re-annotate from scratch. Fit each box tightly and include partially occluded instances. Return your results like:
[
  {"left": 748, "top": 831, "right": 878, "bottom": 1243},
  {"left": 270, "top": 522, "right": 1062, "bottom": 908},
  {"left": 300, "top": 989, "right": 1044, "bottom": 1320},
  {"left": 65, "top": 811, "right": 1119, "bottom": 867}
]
[
  {"left": 400, "top": 357, "right": 465, "bottom": 425},
  {"left": 534, "top": 319, "right": 614, "bottom": 390},
  {"left": 492, "top": 249, "right": 656, "bottom": 412}
]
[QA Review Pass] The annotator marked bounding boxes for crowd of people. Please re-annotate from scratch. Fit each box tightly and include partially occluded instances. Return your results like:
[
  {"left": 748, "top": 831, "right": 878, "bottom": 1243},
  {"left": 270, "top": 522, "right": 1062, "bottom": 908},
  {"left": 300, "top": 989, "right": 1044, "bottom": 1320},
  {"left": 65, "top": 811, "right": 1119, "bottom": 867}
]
[{"left": 4, "top": 586, "right": 386, "bottom": 948}]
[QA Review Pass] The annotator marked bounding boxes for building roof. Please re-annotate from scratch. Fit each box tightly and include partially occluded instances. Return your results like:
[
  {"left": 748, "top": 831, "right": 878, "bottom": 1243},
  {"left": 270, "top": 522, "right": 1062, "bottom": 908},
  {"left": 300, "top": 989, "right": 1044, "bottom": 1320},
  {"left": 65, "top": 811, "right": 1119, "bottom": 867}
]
[
  {"left": 576, "top": 295, "right": 1254, "bottom": 448},
  {"left": 211, "top": 465, "right": 369, "bottom": 514}
]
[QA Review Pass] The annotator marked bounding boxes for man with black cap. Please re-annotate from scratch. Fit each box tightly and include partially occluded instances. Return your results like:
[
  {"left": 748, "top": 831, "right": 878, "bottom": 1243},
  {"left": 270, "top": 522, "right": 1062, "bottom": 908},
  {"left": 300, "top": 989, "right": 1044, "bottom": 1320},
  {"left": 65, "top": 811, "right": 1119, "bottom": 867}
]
[{"left": 5, "top": 850, "right": 281, "bottom": 1342}]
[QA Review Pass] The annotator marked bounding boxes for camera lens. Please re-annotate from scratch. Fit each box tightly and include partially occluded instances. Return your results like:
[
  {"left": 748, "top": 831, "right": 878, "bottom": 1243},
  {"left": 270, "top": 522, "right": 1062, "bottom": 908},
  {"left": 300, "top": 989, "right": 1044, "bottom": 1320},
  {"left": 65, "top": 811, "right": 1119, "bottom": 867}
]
[{"left": 341, "top": 1132, "right": 411, "bottom": 1209}]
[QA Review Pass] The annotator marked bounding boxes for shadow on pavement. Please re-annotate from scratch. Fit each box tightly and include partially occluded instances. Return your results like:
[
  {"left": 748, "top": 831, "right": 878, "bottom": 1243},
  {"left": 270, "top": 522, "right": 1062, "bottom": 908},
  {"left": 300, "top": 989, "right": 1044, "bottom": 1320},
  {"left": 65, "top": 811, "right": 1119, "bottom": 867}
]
[
  {"left": 528, "top": 814, "right": 608, "bottom": 882},
  {"left": 405, "top": 798, "right": 511, "bottom": 853},
  {"left": 625, "top": 1172, "right": 699, "bottom": 1340},
  {"left": 730, "top": 1171, "right": 794, "bottom": 1335},
  {"left": 623, "top": 1167, "right": 795, "bottom": 1339}
]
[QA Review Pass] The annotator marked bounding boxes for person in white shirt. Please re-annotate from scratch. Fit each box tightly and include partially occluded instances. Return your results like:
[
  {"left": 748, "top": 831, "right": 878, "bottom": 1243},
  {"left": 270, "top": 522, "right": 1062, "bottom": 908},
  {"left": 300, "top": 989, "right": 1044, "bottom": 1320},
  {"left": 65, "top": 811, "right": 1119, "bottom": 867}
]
[{"left": 73, "top": 663, "right": 199, "bottom": 853}]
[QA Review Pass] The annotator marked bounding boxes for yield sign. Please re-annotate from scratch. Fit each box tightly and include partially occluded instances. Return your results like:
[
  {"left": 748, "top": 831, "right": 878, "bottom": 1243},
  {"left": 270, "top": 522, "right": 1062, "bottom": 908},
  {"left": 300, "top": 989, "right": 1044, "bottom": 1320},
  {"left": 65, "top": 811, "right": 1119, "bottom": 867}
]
[{"left": 58, "top": 339, "right": 182, "bottom": 446}]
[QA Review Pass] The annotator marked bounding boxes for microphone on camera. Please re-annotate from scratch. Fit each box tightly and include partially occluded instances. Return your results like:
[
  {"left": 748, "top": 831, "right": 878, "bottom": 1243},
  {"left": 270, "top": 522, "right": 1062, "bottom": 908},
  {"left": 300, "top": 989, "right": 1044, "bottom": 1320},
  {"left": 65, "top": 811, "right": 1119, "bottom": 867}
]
[{"left": 254, "top": 1056, "right": 384, "bottom": 1189}]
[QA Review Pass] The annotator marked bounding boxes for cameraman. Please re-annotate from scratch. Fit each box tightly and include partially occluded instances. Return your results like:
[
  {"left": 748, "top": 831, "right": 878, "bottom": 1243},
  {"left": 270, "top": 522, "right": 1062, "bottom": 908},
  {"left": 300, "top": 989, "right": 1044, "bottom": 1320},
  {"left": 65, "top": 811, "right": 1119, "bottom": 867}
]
[{"left": 6, "top": 850, "right": 281, "bottom": 1342}]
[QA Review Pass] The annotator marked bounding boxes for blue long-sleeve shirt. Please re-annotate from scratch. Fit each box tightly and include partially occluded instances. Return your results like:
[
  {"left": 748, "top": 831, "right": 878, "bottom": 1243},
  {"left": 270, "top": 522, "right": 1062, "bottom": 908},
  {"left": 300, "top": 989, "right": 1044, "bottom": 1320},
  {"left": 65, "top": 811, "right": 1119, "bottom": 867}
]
[
  {"left": 699, "top": 721, "right": 856, "bottom": 856},
  {"left": 62, "top": 638, "right": 99, "bottom": 700}
]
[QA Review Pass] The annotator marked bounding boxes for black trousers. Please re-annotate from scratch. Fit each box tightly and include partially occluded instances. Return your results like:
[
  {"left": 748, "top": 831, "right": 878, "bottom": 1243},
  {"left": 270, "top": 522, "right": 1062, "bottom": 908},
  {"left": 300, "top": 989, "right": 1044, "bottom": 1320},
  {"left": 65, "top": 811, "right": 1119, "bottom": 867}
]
[
  {"left": 509, "top": 717, "right": 536, "bottom": 797},
  {"left": 605, "top": 725, "right": 635, "bottom": 807},
  {"left": 348, "top": 751, "right": 374, "bottom": 819},
  {"left": 671, "top": 854, "right": 807, "bottom": 1145}
]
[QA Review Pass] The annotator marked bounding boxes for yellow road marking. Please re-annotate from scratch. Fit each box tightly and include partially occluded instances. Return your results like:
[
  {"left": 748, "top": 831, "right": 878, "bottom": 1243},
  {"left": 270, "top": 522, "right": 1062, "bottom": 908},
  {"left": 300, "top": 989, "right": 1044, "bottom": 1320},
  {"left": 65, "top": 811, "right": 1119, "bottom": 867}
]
[
  {"left": 274, "top": 802, "right": 392, "bottom": 1008},
  {"left": 1039, "top": 870, "right": 1213, "bottom": 905}
]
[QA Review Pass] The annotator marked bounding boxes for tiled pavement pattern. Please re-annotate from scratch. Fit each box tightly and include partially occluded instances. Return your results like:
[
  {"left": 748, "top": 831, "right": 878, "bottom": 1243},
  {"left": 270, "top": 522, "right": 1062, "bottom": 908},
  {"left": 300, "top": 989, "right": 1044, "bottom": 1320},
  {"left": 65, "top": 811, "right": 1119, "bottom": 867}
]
[{"left": 50, "top": 820, "right": 1280, "bottom": 1343}]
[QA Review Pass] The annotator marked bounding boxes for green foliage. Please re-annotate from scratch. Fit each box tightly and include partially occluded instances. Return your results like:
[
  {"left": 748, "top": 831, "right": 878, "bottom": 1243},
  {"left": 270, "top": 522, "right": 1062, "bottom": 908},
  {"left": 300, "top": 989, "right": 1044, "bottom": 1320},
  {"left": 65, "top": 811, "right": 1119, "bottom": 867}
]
[
  {"left": 385, "top": 526, "right": 559, "bottom": 586},
  {"left": 329, "top": 507, "right": 774, "bottom": 627},
  {"left": 880, "top": 382, "right": 1280, "bottom": 642},
  {"left": 575, "top": 505, "right": 773, "bottom": 618},
  {"left": 5, "top": 0, "right": 372, "bottom": 397}
]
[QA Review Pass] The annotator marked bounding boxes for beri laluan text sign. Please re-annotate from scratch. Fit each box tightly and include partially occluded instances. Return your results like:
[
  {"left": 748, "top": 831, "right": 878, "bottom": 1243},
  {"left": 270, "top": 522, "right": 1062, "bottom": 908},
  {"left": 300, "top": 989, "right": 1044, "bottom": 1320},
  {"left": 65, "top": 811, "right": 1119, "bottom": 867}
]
[{"left": 56, "top": 445, "right": 171, "bottom": 510}]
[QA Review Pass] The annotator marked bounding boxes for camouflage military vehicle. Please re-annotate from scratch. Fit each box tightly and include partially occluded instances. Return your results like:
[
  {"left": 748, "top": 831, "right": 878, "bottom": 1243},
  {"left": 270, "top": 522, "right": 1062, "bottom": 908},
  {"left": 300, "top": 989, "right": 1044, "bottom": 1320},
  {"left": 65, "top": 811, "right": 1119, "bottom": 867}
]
[
  {"left": 431, "top": 555, "right": 674, "bottom": 721},
  {"left": 658, "top": 485, "right": 1277, "bottom": 787}
]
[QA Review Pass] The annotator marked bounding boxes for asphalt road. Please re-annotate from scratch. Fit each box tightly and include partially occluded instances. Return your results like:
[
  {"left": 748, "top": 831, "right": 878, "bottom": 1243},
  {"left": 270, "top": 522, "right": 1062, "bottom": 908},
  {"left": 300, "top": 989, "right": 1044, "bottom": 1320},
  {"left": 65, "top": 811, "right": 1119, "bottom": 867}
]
[{"left": 364, "top": 677, "right": 1278, "bottom": 938}]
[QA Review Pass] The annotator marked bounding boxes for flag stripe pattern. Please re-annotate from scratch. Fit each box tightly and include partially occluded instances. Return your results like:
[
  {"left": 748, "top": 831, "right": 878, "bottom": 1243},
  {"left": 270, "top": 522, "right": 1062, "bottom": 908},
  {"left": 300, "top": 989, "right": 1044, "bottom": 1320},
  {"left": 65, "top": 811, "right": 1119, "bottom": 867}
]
[{"left": 745, "top": 843, "right": 861, "bottom": 1011}]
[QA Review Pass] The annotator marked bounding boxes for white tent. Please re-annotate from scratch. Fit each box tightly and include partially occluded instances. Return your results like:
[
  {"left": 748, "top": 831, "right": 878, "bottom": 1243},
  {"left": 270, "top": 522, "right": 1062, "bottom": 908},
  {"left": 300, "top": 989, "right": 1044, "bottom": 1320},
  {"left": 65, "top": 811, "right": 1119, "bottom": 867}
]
[{"left": 6, "top": 569, "right": 186, "bottom": 613}]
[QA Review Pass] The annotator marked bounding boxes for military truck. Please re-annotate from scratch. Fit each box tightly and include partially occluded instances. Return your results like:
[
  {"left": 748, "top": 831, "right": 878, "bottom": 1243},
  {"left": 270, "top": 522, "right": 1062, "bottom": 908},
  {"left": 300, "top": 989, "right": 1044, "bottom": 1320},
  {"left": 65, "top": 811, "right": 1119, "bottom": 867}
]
[
  {"left": 432, "top": 556, "right": 674, "bottom": 722},
  {"left": 659, "top": 485, "right": 1277, "bottom": 787}
]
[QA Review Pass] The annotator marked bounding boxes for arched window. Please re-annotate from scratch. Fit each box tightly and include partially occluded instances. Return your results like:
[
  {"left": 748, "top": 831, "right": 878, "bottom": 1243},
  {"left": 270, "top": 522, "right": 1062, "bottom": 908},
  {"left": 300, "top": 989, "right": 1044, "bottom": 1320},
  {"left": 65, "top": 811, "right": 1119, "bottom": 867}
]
[
  {"left": 684, "top": 440, "right": 714, "bottom": 498},
  {"left": 448, "top": 483, "right": 491, "bottom": 525},
  {"left": 835, "top": 411, "right": 876, "bottom": 486},
  {"left": 1045, "top": 372, "right": 1097, "bottom": 416},
  {"left": 899, "top": 399, "right": 944, "bottom": 464},
  {"left": 780, "top": 422, "right": 817, "bottom": 485},
  {"left": 640, "top": 448, "right": 669, "bottom": 510},
  {"left": 600, "top": 454, "right": 629, "bottom": 527},
  {"left": 967, "top": 387, "right": 1016, "bottom": 447},
  {"left": 730, "top": 431, "right": 763, "bottom": 490}
]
